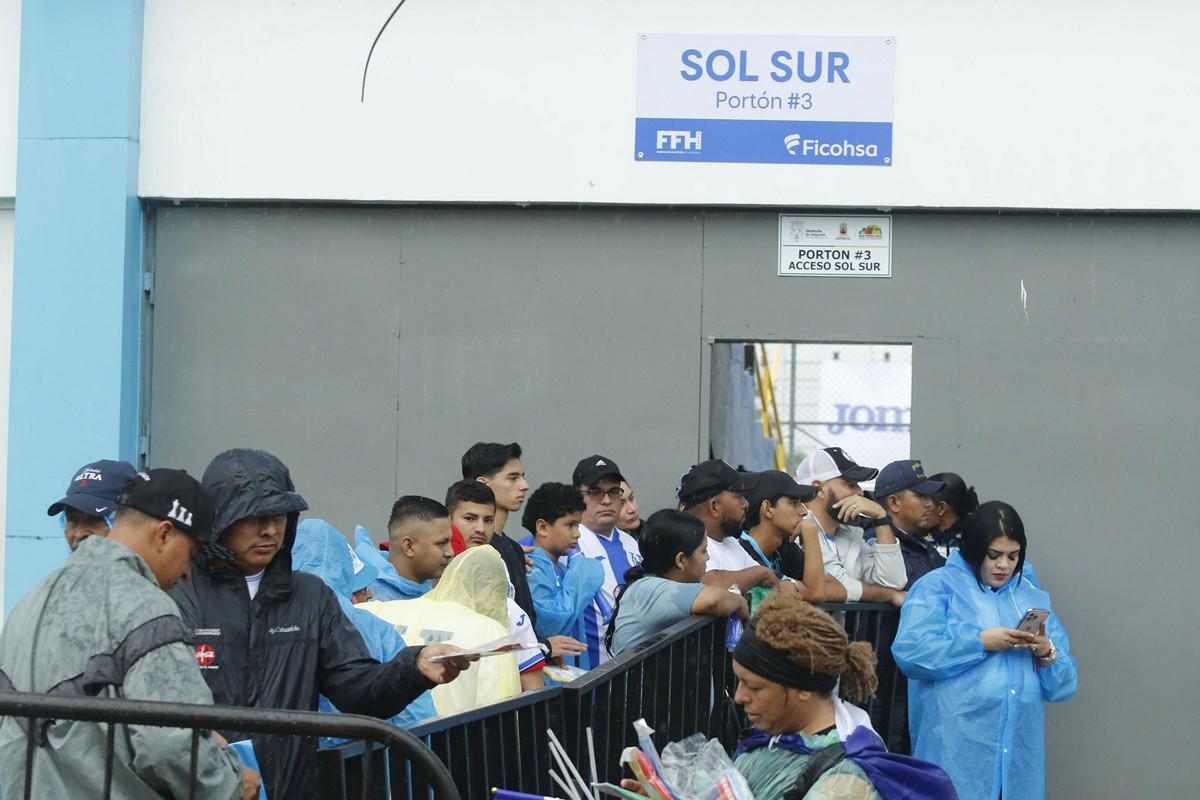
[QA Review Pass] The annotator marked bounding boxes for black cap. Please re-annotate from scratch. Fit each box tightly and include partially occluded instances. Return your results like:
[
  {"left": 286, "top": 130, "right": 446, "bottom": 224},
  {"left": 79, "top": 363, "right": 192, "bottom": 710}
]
[
  {"left": 117, "top": 468, "right": 217, "bottom": 543},
  {"left": 744, "top": 470, "right": 819, "bottom": 510},
  {"left": 572, "top": 455, "right": 625, "bottom": 487},
  {"left": 677, "top": 459, "right": 751, "bottom": 507},
  {"left": 47, "top": 459, "right": 137, "bottom": 517}
]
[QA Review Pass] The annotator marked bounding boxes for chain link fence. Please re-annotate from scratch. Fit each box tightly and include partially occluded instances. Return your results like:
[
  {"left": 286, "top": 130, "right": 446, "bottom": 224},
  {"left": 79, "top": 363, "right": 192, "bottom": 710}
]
[{"left": 712, "top": 342, "right": 912, "bottom": 482}]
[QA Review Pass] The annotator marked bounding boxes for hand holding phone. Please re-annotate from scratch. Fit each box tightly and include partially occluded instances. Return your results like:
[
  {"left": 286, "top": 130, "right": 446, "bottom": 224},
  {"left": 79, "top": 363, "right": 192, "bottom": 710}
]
[{"left": 1016, "top": 608, "right": 1050, "bottom": 635}]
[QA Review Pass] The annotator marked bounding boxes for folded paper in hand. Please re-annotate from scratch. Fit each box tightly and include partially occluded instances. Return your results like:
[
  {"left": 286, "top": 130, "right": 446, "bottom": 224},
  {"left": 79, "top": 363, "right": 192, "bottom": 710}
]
[{"left": 424, "top": 634, "right": 546, "bottom": 662}]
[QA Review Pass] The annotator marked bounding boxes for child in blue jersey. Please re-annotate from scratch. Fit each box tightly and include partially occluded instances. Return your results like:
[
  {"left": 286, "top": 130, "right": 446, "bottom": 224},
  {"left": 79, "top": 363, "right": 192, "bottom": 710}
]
[{"left": 522, "top": 482, "right": 606, "bottom": 669}]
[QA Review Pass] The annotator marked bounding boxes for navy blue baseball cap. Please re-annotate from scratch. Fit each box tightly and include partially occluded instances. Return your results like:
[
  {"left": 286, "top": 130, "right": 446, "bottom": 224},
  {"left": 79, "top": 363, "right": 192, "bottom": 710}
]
[
  {"left": 874, "top": 459, "right": 945, "bottom": 500},
  {"left": 46, "top": 459, "right": 138, "bottom": 518}
]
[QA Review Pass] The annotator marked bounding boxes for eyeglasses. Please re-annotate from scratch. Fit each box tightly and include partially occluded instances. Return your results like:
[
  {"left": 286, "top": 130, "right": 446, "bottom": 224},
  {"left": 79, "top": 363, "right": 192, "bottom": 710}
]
[{"left": 583, "top": 487, "right": 625, "bottom": 501}]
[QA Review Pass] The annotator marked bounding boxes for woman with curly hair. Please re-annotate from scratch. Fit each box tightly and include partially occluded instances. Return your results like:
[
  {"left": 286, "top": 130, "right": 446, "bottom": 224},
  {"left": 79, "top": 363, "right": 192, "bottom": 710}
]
[{"left": 730, "top": 594, "right": 958, "bottom": 799}]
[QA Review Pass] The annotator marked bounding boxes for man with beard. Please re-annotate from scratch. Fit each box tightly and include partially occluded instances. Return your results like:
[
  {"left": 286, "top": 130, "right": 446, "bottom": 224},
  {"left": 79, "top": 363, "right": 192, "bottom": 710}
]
[
  {"left": 794, "top": 448, "right": 906, "bottom": 606},
  {"left": 872, "top": 459, "right": 946, "bottom": 589},
  {"left": 678, "top": 460, "right": 778, "bottom": 592}
]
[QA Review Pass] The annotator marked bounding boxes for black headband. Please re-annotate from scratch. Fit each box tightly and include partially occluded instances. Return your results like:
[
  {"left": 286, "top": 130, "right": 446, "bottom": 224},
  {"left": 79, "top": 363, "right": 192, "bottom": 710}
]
[{"left": 732, "top": 623, "right": 839, "bottom": 694}]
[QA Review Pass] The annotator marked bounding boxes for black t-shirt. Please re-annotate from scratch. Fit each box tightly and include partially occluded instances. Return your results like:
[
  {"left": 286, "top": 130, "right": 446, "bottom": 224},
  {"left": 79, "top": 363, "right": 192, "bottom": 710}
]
[
  {"left": 490, "top": 532, "right": 537, "bottom": 627},
  {"left": 738, "top": 536, "right": 808, "bottom": 581}
]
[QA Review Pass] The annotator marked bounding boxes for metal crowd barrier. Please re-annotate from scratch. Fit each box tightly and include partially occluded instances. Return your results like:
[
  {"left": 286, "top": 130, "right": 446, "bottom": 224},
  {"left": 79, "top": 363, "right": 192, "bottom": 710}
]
[
  {"left": 338, "top": 602, "right": 901, "bottom": 800},
  {"left": 0, "top": 690, "right": 460, "bottom": 800},
  {"left": 0, "top": 603, "right": 899, "bottom": 799}
]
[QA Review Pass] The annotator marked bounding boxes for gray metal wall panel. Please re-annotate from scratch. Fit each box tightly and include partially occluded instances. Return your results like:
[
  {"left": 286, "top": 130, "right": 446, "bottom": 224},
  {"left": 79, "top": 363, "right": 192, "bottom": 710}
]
[
  {"left": 700, "top": 212, "right": 1200, "bottom": 797},
  {"left": 149, "top": 206, "right": 404, "bottom": 533},
  {"left": 150, "top": 205, "right": 1199, "bottom": 797},
  {"left": 150, "top": 206, "right": 703, "bottom": 537},
  {"left": 388, "top": 207, "right": 704, "bottom": 516}
]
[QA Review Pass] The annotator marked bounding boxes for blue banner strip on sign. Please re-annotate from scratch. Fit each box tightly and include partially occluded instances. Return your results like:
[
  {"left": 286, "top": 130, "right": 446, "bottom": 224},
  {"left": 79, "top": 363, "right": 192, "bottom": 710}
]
[{"left": 635, "top": 119, "right": 892, "bottom": 166}]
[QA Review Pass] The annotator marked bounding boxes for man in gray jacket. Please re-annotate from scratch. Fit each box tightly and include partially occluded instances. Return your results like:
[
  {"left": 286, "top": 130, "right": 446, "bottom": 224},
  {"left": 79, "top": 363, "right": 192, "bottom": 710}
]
[{"left": 0, "top": 468, "right": 256, "bottom": 799}]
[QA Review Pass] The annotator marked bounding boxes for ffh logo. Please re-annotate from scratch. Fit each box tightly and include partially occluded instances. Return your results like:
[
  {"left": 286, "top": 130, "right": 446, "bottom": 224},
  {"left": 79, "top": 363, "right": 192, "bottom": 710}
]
[
  {"left": 656, "top": 130, "right": 702, "bottom": 153},
  {"left": 167, "top": 499, "right": 194, "bottom": 527}
]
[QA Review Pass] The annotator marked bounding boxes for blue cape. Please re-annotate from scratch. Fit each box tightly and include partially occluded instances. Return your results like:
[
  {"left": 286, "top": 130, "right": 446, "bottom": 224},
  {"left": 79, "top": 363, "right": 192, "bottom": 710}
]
[
  {"left": 735, "top": 726, "right": 959, "bottom": 800},
  {"left": 353, "top": 524, "right": 432, "bottom": 600},
  {"left": 293, "top": 519, "right": 436, "bottom": 735}
]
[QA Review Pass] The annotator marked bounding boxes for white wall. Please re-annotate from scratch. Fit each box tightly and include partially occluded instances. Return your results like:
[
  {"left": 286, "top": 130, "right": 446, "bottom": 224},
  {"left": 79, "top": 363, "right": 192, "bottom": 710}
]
[
  {"left": 140, "top": 0, "right": 1200, "bottom": 210},
  {"left": 0, "top": 0, "right": 18, "bottom": 198}
]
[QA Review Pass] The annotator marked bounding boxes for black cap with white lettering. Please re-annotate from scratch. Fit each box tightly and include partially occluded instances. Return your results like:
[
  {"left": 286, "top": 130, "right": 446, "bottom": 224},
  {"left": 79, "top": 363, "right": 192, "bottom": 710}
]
[{"left": 116, "top": 468, "right": 217, "bottom": 542}]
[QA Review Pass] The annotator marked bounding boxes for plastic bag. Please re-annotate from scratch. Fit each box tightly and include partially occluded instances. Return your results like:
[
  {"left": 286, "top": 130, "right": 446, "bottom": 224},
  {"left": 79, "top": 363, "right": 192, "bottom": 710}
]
[{"left": 660, "top": 733, "right": 755, "bottom": 800}]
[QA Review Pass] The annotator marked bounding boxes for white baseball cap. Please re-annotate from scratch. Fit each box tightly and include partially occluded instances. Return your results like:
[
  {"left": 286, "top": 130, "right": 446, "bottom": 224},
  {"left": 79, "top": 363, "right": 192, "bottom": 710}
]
[{"left": 794, "top": 447, "right": 879, "bottom": 485}]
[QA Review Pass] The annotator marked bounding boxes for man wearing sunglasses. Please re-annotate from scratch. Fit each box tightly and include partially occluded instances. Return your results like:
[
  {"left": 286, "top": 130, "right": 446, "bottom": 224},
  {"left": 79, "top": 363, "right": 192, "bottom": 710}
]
[{"left": 571, "top": 455, "right": 642, "bottom": 668}]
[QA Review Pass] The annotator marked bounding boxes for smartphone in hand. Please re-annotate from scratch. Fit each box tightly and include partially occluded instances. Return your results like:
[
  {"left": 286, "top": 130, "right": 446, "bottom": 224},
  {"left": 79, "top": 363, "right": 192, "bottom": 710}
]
[{"left": 1016, "top": 608, "right": 1050, "bottom": 635}]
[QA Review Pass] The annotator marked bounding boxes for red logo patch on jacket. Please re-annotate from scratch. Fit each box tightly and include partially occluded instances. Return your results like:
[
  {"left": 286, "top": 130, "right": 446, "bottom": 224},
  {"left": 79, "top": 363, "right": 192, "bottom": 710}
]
[{"left": 194, "top": 643, "right": 218, "bottom": 668}]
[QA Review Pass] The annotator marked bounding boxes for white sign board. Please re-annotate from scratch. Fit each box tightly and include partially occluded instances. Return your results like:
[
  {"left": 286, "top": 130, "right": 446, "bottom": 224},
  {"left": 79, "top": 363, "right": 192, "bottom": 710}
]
[
  {"left": 635, "top": 34, "right": 895, "bottom": 166},
  {"left": 817, "top": 360, "right": 911, "bottom": 477},
  {"left": 778, "top": 215, "right": 892, "bottom": 277}
]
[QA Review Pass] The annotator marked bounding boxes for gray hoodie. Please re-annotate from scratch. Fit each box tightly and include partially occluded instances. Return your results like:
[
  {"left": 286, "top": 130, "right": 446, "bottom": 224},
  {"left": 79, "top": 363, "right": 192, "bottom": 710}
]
[{"left": 0, "top": 535, "right": 243, "bottom": 799}]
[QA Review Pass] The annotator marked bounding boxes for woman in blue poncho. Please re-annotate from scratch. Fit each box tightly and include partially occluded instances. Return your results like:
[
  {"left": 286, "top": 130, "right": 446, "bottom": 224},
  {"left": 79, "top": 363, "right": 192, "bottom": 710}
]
[{"left": 892, "top": 501, "right": 1077, "bottom": 800}]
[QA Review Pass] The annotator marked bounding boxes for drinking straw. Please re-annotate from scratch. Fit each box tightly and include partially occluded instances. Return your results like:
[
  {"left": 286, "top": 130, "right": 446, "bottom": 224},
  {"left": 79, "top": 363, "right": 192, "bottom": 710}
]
[
  {"left": 545, "top": 738, "right": 583, "bottom": 800},
  {"left": 586, "top": 727, "right": 600, "bottom": 800},
  {"left": 547, "top": 728, "right": 593, "bottom": 800},
  {"left": 549, "top": 769, "right": 582, "bottom": 800}
]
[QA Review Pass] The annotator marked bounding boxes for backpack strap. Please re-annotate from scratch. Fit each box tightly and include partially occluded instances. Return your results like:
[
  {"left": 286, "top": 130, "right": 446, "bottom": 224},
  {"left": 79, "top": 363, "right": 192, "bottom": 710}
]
[
  {"left": 783, "top": 741, "right": 847, "bottom": 800},
  {"left": 0, "top": 614, "right": 189, "bottom": 745}
]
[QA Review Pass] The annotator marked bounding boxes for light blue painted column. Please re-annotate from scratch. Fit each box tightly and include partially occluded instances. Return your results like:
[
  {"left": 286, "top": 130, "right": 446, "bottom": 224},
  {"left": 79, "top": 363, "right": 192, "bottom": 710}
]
[{"left": 5, "top": 1, "right": 145, "bottom": 612}]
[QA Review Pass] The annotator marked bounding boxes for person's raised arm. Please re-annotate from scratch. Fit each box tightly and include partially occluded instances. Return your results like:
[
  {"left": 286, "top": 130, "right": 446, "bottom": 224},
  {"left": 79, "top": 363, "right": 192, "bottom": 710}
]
[
  {"left": 858, "top": 582, "right": 906, "bottom": 607},
  {"left": 832, "top": 496, "right": 896, "bottom": 545},
  {"left": 891, "top": 584, "right": 988, "bottom": 681},
  {"left": 822, "top": 575, "right": 849, "bottom": 602},
  {"left": 527, "top": 553, "right": 606, "bottom": 638},
  {"left": 1035, "top": 613, "right": 1078, "bottom": 703},
  {"left": 315, "top": 583, "right": 466, "bottom": 717},
  {"left": 701, "top": 565, "right": 777, "bottom": 593},
  {"left": 690, "top": 585, "right": 750, "bottom": 619},
  {"left": 795, "top": 519, "right": 826, "bottom": 602}
]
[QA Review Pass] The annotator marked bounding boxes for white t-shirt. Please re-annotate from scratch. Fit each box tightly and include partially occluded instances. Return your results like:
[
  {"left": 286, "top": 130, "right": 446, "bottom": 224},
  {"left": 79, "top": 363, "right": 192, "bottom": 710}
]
[
  {"left": 244, "top": 570, "right": 266, "bottom": 600},
  {"left": 507, "top": 597, "right": 545, "bottom": 673},
  {"left": 705, "top": 535, "right": 759, "bottom": 572}
]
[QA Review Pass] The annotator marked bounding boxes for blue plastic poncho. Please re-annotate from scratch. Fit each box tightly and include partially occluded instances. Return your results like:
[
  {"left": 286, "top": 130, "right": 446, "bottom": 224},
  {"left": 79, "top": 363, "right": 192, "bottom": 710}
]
[
  {"left": 293, "top": 520, "right": 435, "bottom": 732},
  {"left": 891, "top": 550, "right": 1077, "bottom": 800},
  {"left": 352, "top": 524, "right": 432, "bottom": 600},
  {"left": 526, "top": 548, "right": 605, "bottom": 669}
]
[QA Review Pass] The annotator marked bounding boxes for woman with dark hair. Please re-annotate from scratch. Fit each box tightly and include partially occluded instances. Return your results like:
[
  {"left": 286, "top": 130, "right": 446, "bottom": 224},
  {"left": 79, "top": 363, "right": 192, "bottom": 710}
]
[
  {"left": 892, "top": 501, "right": 1077, "bottom": 800},
  {"left": 926, "top": 472, "right": 979, "bottom": 557},
  {"left": 606, "top": 509, "right": 747, "bottom": 656}
]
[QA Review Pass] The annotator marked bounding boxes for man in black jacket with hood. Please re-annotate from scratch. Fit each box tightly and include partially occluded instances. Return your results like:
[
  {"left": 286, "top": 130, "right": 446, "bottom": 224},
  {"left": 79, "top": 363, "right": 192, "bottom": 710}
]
[{"left": 171, "top": 448, "right": 471, "bottom": 799}]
